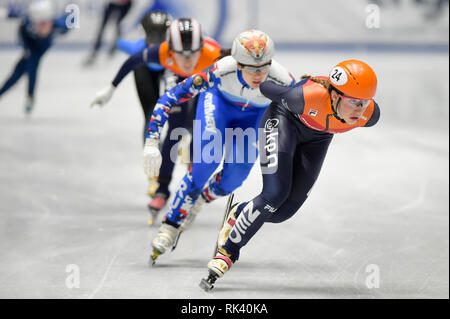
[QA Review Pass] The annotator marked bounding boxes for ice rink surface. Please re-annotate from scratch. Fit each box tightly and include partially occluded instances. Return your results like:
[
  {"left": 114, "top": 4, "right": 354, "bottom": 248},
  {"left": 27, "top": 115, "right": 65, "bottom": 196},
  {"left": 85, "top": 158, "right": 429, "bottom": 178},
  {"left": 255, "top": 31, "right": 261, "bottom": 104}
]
[{"left": 0, "top": 49, "right": 448, "bottom": 299}]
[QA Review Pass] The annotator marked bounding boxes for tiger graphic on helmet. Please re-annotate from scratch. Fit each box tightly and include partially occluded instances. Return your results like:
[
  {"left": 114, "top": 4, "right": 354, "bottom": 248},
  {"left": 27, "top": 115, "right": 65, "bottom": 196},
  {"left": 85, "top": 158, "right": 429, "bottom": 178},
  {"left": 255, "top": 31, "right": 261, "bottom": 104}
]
[{"left": 239, "top": 30, "right": 268, "bottom": 59}]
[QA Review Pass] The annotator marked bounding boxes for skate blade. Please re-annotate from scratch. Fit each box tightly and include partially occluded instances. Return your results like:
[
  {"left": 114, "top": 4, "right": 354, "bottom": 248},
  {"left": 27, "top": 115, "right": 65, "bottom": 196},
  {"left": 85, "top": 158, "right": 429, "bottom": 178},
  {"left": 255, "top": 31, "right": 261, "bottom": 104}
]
[
  {"left": 199, "top": 271, "right": 219, "bottom": 292},
  {"left": 149, "top": 250, "right": 161, "bottom": 266},
  {"left": 171, "top": 230, "right": 183, "bottom": 251},
  {"left": 199, "top": 277, "right": 214, "bottom": 292}
]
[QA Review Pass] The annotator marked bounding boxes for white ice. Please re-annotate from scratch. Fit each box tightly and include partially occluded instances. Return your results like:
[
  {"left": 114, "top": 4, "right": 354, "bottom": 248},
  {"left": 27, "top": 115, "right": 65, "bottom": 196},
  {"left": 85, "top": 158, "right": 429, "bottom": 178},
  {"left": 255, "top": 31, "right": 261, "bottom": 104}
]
[{"left": 0, "top": 49, "right": 448, "bottom": 298}]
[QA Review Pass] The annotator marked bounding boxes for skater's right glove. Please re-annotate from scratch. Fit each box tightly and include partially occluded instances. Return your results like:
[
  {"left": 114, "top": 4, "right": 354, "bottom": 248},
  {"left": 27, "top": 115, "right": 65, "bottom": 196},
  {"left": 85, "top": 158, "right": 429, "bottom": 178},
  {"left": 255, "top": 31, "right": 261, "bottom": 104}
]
[
  {"left": 143, "top": 138, "right": 162, "bottom": 178},
  {"left": 90, "top": 84, "right": 115, "bottom": 108}
]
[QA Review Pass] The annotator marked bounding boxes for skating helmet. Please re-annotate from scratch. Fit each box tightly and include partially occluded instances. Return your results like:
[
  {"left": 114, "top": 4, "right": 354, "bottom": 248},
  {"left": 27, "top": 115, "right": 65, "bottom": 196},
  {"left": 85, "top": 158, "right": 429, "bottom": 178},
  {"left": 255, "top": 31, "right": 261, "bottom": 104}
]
[
  {"left": 28, "top": 0, "right": 55, "bottom": 23},
  {"left": 168, "top": 18, "right": 204, "bottom": 53},
  {"left": 231, "top": 30, "right": 274, "bottom": 66},
  {"left": 140, "top": 10, "right": 172, "bottom": 45},
  {"left": 328, "top": 60, "right": 377, "bottom": 100}
]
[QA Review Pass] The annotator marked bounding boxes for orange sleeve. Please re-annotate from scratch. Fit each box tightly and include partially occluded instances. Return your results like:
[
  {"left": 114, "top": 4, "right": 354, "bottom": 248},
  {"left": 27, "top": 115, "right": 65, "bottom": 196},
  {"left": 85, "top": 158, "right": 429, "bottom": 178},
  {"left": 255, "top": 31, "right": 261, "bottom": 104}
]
[
  {"left": 192, "top": 41, "right": 222, "bottom": 73},
  {"left": 158, "top": 40, "right": 221, "bottom": 77}
]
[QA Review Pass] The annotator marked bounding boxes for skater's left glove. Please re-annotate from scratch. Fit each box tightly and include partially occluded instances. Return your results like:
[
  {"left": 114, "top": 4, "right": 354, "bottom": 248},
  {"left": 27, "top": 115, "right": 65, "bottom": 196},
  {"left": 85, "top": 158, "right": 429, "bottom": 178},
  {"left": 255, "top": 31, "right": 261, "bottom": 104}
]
[{"left": 143, "top": 138, "right": 162, "bottom": 178}]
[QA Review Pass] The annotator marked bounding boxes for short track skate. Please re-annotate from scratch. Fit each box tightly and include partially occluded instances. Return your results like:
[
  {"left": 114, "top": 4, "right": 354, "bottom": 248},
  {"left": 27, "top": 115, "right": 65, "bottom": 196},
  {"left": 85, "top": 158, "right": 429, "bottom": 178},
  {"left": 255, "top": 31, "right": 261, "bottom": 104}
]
[
  {"left": 199, "top": 193, "right": 235, "bottom": 291},
  {"left": 171, "top": 230, "right": 183, "bottom": 251},
  {"left": 212, "top": 193, "right": 234, "bottom": 257},
  {"left": 199, "top": 270, "right": 220, "bottom": 292},
  {"left": 149, "top": 248, "right": 162, "bottom": 266}
]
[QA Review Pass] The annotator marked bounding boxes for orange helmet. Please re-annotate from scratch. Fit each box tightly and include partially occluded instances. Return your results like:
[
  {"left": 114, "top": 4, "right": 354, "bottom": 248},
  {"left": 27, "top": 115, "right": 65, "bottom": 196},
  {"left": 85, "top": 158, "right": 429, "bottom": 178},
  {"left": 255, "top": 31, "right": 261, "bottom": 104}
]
[{"left": 328, "top": 60, "right": 377, "bottom": 100}]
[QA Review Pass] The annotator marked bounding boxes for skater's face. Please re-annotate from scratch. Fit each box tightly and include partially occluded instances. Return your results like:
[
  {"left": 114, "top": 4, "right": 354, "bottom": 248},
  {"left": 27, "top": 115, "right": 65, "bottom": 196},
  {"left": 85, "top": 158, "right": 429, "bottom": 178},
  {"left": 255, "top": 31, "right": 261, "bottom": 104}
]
[
  {"left": 331, "top": 90, "right": 369, "bottom": 124},
  {"left": 237, "top": 62, "right": 270, "bottom": 89},
  {"left": 173, "top": 51, "right": 201, "bottom": 75},
  {"left": 34, "top": 21, "right": 53, "bottom": 37}
]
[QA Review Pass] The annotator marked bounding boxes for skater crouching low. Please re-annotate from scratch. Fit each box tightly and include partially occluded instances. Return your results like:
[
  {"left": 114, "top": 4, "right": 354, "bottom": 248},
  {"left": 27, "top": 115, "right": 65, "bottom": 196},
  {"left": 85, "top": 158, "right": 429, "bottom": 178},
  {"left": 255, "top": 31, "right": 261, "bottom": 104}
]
[{"left": 201, "top": 59, "right": 381, "bottom": 291}]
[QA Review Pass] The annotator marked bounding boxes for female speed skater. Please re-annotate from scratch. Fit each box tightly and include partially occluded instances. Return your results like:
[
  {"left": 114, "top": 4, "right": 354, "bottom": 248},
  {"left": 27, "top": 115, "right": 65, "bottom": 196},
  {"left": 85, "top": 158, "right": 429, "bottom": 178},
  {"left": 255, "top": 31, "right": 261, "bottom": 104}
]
[
  {"left": 142, "top": 30, "right": 296, "bottom": 263},
  {"left": 199, "top": 59, "right": 381, "bottom": 291},
  {"left": 90, "top": 18, "right": 222, "bottom": 225},
  {"left": 83, "top": 0, "right": 134, "bottom": 66},
  {"left": 0, "top": 0, "right": 71, "bottom": 114}
]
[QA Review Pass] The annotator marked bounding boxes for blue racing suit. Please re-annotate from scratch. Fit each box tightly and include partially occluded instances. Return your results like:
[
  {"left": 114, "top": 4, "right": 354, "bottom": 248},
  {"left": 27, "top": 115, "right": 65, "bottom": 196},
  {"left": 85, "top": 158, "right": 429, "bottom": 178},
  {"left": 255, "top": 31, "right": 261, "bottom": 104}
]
[
  {"left": 0, "top": 12, "right": 70, "bottom": 100},
  {"left": 146, "top": 56, "right": 295, "bottom": 226}
]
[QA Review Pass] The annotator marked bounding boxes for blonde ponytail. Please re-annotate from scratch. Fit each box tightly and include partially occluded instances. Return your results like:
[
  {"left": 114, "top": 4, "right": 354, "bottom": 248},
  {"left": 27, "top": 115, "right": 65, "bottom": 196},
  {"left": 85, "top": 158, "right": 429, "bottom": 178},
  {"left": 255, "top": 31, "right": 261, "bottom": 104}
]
[{"left": 301, "top": 75, "right": 330, "bottom": 90}]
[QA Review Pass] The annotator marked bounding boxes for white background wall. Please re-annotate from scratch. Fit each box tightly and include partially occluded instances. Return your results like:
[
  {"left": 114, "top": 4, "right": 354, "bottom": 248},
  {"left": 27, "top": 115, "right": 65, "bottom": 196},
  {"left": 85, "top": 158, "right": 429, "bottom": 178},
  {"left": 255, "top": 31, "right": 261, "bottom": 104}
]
[{"left": 0, "top": 0, "right": 448, "bottom": 46}]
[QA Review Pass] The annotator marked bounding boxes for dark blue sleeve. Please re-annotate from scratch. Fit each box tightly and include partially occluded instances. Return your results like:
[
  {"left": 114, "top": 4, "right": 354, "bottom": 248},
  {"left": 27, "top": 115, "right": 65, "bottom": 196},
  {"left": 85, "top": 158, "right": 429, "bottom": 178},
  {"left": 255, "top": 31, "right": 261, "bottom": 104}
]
[
  {"left": 112, "top": 45, "right": 161, "bottom": 87},
  {"left": 260, "top": 80, "right": 306, "bottom": 114},
  {"left": 365, "top": 101, "right": 380, "bottom": 127}
]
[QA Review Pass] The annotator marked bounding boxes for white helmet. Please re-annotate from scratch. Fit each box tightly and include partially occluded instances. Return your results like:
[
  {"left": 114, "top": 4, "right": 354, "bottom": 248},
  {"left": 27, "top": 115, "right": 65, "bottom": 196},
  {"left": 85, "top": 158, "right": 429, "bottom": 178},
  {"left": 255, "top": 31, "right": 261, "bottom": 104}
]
[
  {"left": 231, "top": 30, "right": 275, "bottom": 65},
  {"left": 29, "top": 0, "right": 55, "bottom": 23}
]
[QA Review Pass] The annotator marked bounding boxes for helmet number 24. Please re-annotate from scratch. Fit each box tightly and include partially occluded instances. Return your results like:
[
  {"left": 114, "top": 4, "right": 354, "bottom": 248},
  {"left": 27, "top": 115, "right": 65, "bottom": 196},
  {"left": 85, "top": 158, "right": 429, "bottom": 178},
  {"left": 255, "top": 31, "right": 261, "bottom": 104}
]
[
  {"left": 331, "top": 69, "right": 342, "bottom": 81},
  {"left": 329, "top": 66, "right": 348, "bottom": 85}
]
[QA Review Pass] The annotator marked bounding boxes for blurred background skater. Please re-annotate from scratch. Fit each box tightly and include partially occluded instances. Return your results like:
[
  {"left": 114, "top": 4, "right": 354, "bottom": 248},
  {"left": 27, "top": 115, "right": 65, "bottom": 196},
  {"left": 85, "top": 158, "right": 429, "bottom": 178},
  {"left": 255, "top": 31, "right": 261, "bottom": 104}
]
[
  {"left": 96, "top": 10, "right": 172, "bottom": 221},
  {"left": 0, "top": 0, "right": 71, "bottom": 114},
  {"left": 115, "top": 10, "right": 172, "bottom": 142},
  {"left": 142, "top": 30, "right": 295, "bottom": 263},
  {"left": 131, "top": 0, "right": 184, "bottom": 30},
  {"left": 83, "top": 0, "right": 133, "bottom": 66},
  {"left": 200, "top": 60, "right": 381, "bottom": 291},
  {"left": 91, "top": 17, "right": 222, "bottom": 225}
]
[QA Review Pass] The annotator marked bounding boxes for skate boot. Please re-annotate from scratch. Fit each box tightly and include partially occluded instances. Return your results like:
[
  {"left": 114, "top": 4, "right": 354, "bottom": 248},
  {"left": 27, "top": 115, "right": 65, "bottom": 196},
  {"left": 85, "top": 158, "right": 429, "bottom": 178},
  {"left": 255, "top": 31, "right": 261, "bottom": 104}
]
[
  {"left": 150, "top": 222, "right": 180, "bottom": 265},
  {"left": 180, "top": 194, "right": 206, "bottom": 231},
  {"left": 216, "top": 202, "right": 239, "bottom": 251},
  {"left": 24, "top": 97, "right": 34, "bottom": 115},
  {"left": 82, "top": 53, "right": 97, "bottom": 67},
  {"left": 147, "top": 193, "right": 167, "bottom": 226},
  {"left": 200, "top": 247, "right": 236, "bottom": 292}
]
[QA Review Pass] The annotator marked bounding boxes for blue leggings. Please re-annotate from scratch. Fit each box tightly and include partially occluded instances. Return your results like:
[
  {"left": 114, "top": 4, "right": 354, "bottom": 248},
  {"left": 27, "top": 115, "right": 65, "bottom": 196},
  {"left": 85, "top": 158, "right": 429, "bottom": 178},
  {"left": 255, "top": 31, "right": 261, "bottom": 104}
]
[
  {"left": 164, "top": 91, "right": 266, "bottom": 225},
  {"left": 92, "top": 2, "right": 132, "bottom": 54},
  {"left": 0, "top": 52, "right": 42, "bottom": 99}
]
